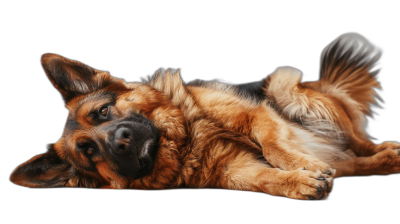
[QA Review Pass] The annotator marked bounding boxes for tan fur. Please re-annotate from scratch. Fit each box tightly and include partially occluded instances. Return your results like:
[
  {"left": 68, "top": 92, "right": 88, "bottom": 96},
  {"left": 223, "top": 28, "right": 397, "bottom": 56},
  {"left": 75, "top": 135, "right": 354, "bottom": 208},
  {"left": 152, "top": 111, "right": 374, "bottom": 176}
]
[
  {"left": 10, "top": 33, "right": 400, "bottom": 200},
  {"left": 142, "top": 71, "right": 336, "bottom": 198},
  {"left": 266, "top": 67, "right": 336, "bottom": 122}
]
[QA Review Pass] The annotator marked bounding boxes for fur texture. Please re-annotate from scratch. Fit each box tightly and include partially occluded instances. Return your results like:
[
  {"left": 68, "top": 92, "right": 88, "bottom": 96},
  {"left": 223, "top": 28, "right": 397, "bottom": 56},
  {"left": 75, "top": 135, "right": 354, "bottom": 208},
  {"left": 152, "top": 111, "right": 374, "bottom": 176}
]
[{"left": 10, "top": 33, "right": 400, "bottom": 200}]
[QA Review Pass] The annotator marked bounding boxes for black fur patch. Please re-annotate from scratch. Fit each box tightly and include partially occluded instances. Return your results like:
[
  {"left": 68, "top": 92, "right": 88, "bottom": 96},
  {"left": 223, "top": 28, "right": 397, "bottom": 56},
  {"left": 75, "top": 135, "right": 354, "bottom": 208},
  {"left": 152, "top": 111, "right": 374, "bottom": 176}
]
[{"left": 188, "top": 79, "right": 266, "bottom": 102}]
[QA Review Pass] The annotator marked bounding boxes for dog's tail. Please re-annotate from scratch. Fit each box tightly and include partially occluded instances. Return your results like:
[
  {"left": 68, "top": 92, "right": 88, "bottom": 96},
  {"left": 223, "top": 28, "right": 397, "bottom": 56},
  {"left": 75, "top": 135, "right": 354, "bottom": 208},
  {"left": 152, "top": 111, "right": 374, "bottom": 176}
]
[
  {"left": 263, "top": 33, "right": 383, "bottom": 143},
  {"left": 316, "top": 33, "right": 382, "bottom": 116}
]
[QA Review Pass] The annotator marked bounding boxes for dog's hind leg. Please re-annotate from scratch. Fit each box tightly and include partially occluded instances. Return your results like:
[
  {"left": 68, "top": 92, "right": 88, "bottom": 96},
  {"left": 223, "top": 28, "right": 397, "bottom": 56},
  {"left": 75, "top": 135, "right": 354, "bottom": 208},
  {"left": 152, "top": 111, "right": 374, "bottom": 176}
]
[
  {"left": 265, "top": 33, "right": 400, "bottom": 157},
  {"left": 263, "top": 66, "right": 400, "bottom": 176},
  {"left": 265, "top": 66, "right": 400, "bottom": 158},
  {"left": 333, "top": 149, "right": 400, "bottom": 177}
]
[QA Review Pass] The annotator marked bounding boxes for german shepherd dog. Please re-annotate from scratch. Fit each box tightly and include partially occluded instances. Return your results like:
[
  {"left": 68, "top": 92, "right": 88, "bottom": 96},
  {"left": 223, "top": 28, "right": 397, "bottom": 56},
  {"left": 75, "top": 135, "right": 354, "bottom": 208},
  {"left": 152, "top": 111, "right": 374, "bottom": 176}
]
[{"left": 10, "top": 33, "right": 400, "bottom": 200}]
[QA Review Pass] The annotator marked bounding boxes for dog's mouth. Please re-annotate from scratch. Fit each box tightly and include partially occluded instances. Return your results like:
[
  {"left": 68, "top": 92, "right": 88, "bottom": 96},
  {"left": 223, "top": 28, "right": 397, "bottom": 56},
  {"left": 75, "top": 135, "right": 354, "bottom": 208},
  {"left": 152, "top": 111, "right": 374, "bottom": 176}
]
[
  {"left": 137, "top": 156, "right": 150, "bottom": 176},
  {"left": 138, "top": 158, "right": 146, "bottom": 171},
  {"left": 135, "top": 139, "right": 156, "bottom": 177},
  {"left": 137, "top": 147, "right": 148, "bottom": 172}
]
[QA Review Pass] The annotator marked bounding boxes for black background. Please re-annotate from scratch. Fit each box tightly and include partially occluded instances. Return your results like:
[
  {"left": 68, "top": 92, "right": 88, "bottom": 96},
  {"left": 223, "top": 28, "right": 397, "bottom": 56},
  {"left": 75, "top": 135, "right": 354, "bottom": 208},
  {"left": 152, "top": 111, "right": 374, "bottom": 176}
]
[{"left": 2, "top": 12, "right": 400, "bottom": 210}]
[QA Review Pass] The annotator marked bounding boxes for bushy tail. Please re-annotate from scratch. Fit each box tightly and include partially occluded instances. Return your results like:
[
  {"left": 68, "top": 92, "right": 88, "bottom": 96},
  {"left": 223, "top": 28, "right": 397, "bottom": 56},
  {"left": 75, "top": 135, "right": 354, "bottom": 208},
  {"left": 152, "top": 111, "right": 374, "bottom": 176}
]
[
  {"left": 318, "top": 33, "right": 382, "bottom": 115},
  {"left": 263, "top": 33, "right": 383, "bottom": 141}
]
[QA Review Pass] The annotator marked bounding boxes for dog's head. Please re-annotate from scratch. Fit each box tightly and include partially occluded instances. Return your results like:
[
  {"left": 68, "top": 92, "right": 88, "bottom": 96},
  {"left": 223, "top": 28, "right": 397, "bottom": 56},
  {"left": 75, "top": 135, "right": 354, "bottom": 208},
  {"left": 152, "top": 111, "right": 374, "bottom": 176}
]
[{"left": 10, "top": 54, "right": 187, "bottom": 189}]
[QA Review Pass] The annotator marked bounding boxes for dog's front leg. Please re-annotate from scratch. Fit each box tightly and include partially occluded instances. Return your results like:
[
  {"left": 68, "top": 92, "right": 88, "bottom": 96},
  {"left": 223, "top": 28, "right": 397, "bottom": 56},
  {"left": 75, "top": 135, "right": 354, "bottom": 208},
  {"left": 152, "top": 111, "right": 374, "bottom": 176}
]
[{"left": 220, "top": 157, "right": 332, "bottom": 200}]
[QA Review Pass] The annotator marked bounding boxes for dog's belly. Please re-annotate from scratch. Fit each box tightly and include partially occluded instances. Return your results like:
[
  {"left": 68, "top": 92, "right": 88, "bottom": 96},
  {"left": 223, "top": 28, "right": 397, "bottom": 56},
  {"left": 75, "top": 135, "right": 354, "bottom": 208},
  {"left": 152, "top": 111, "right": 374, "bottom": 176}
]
[{"left": 187, "top": 85, "right": 351, "bottom": 166}]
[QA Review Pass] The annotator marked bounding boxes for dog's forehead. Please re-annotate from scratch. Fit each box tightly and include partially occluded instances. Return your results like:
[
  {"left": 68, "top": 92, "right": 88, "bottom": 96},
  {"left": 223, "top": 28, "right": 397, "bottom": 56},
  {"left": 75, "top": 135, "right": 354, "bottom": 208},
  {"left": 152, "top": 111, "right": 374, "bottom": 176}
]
[{"left": 67, "top": 91, "right": 116, "bottom": 112}]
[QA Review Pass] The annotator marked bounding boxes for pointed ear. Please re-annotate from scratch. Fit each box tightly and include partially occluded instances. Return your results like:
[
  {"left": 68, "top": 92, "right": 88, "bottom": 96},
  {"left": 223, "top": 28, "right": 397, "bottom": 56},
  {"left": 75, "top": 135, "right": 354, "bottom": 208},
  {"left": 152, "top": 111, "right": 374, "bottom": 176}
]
[
  {"left": 41, "top": 53, "right": 114, "bottom": 103},
  {"left": 10, "top": 145, "right": 73, "bottom": 188}
]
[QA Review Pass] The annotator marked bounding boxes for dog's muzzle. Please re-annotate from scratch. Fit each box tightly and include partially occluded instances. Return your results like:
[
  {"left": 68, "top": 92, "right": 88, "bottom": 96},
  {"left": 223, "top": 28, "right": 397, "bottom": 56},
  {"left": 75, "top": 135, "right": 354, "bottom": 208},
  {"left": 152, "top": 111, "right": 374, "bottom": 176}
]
[{"left": 105, "top": 119, "right": 159, "bottom": 178}]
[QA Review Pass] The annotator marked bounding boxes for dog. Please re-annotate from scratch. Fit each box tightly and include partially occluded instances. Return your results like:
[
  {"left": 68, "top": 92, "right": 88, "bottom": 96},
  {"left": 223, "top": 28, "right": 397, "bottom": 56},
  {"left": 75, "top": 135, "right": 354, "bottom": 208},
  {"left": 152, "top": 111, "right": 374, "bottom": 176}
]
[{"left": 10, "top": 33, "right": 400, "bottom": 200}]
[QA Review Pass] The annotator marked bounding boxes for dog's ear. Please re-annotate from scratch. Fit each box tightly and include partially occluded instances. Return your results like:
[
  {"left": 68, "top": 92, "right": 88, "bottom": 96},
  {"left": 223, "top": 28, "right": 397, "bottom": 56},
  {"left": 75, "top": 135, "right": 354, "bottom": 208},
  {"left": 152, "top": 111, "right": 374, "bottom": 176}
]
[
  {"left": 41, "top": 53, "right": 114, "bottom": 103},
  {"left": 10, "top": 145, "right": 73, "bottom": 188}
]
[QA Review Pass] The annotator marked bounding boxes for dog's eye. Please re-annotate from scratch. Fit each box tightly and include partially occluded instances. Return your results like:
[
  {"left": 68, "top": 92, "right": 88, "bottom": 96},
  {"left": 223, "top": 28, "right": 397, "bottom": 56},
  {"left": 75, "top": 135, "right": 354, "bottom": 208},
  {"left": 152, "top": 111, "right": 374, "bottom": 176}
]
[
  {"left": 85, "top": 147, "right": 95, "bottom": 156},
  {"left": 100, "top": 106, "right": 108, "bottom": 116}
]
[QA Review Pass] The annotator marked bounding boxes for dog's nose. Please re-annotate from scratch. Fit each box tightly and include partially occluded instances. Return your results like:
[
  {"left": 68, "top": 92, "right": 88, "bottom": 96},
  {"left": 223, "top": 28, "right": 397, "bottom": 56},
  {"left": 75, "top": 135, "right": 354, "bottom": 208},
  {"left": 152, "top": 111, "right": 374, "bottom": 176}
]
[{"left": 111, "top": 127, "right": 133, "bottom": 155}]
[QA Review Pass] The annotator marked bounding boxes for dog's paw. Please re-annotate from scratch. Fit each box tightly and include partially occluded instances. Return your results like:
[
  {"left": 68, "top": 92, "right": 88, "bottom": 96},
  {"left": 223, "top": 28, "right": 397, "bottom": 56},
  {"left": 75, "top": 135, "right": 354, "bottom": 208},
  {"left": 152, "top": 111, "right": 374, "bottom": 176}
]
[
  {"left": 372, "top": 148, "right": 400, "bottom": 174},
  {"left": 376, "top": 142, "right": 400, "bottom": 153},
  {"left": 284, "top": 169, "right": 333, "bottom": 200},
  {"left": 292, "top": 155, "right": 336, "bottom": 179}
]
